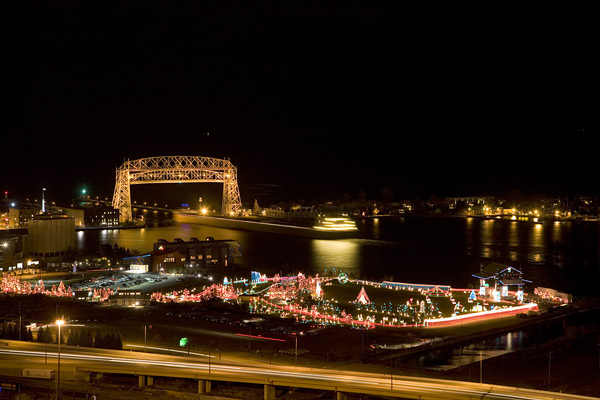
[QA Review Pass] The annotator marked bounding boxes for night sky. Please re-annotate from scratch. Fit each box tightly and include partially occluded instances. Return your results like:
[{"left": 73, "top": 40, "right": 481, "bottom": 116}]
[{"left": 5, "top": 2, "right": 597, "bottom": 205}]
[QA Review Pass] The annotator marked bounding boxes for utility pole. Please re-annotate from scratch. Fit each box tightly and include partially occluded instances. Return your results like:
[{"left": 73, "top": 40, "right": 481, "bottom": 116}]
[
  {"left": 361, "top": 332, "right": 364, "bottom": 361},
  {"left": 390, "top": 359, "right": 393, "bottom": 390},
  {"left": 18, "top": 301, "right": 22, "bottom": 341},
  {"left": 548, "top": 352, "right": 552, "bottom": 388},
  {"left": 480, "top": 351, "right": 483, "bottom": 384},
  {"left": 56, "top": 319, "right": 64, "bottom": 400}
]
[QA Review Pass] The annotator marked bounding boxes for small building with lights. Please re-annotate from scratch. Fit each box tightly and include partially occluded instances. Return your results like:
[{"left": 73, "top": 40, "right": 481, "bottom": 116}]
[
  {"left": 473, "top": 262, "right": 530, "bottom": 301},
  {"left": 121, "top": 250, "right": 186, "bottom": 274},
  {"left": 108, "top": 290, "right": 152, "bottom": 307}
]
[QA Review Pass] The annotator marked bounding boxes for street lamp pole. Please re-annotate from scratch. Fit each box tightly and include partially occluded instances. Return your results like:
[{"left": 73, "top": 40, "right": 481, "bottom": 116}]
[
  {"left": 18, "top": 301, "right": 22, "bottom": 341},
  {"left": 548, "top": 352, "right": 552, "bottom": 388},
  {"left": 56, "top": 319, "right": 64, "bottom": 400},
  {"left": 479, "top": 351, "right": 483, "bottom": 384}
]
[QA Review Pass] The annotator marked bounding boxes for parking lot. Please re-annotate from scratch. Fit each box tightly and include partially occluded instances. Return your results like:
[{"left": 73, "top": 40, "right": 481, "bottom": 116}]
[{"left": 63, "top": 271, "right": 185, "bottom": 294}]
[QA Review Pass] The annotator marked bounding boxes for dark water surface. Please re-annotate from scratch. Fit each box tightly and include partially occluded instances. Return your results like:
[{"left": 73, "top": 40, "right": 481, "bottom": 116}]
[{"left": 77, "top": 212, "right": 599, "bottom": 296}]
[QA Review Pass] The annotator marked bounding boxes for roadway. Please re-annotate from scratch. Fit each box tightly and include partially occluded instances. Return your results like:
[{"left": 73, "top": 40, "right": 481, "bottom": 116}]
[{"left": 1, "top": 340, "right": 597, "bottom": 400}]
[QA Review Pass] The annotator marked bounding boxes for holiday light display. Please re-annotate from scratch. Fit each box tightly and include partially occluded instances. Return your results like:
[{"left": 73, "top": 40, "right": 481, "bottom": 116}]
[
  {"left": 424, "top": 302, "right": 539, "bottom": 327},
  {"left": 143, "top": 270, "right": 538, "bottom": 329},
  {"left": 354, "top": 286, "right": 371, "bottom": 304},
  {"left": 150, "top": 283, "right": 238, "bottom": 303},
  {"left": 1, "top": 274, "right": 74, "bottom": 298},
  {"left": 2, "top": 267, "right": 548, "bottom": 330}
]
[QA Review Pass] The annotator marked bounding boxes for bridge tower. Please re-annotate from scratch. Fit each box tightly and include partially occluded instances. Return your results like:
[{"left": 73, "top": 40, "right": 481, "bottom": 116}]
[{"left": 112, "top": 156, "right": 242, "bottom": 222}]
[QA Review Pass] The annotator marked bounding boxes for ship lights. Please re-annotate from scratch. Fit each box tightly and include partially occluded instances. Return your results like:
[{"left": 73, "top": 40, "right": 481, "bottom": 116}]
[{"left": 313, "top": 217, "right": 358, "bottom": 231}]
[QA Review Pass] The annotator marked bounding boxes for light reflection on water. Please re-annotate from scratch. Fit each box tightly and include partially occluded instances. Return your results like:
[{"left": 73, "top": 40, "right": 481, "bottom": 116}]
[
  {"left": 76, "top": 214, "right": 599, "bottom": 296},
  {"left": 419, "top": 322, "right": 563, "bottom": 371},
  {"left": 466, "top": 218, "right": 565, "bottom": 266},
  {"left": 310, "top": 239, "right": 361, "bottom": 274}
]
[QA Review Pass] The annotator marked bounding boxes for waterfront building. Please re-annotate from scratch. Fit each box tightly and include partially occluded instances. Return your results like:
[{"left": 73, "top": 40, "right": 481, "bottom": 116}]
[
  {"left": 61, "top": 205, "right": 120, "bottom": 228},
  {"left": 122, "top": 237, "right": 242, "bottom": 273},
  {"left": 28, "top": 213, "right": 76, "bottom": 259},
  {"left": 152, "top": 249, "right": 186, "bottom": 273},
  {"left": 153, "top": 237, "right": 242, "bottom": 269},
  {"left": 446, "top": 196, "right": 495, "bottom": 206},
  {"left": 447, "top": 196, "right": 495, "bottom": 213}
]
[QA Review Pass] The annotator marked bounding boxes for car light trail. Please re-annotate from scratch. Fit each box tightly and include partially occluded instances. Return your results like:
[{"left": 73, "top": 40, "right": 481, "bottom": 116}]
[
  {"left": 234, "top": 333, "right": 286, "bottom": 342},
  {"left": 0, "top": 348, "right": 590, "bottom": 400},
  {"left": 124, "top": 344, "right": 215, "bottom": 357}
]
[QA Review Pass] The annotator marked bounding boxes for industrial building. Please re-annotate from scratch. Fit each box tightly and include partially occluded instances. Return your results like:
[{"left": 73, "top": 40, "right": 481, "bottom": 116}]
[{"left": 27, "top": 213, "right": 76, "bottom": 258}]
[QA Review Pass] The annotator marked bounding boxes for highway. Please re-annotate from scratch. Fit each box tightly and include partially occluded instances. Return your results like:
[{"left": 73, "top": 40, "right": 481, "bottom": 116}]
[{"left": 0, "top": 340, "right": 597, "bottom": 400}]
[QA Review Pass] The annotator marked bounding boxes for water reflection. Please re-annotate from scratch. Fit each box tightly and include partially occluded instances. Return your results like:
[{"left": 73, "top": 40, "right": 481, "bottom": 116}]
[
  {"left": 468, "top": 219, "right": 561, "bottom": 265},
  {"left": 74, "top": 215, "right": 599, "bottom": 295},
  {"left": 310, "top": 239, "right": 361, "bottom": 274},
  {"left": 479, "top": 220, "right": 494, "bottom": 259},
  {"left": 420, "top": 324, "right": 561, "bottom": 371},
  {"left": 529, "top": 224, "right": 544, "bottom": 263}
]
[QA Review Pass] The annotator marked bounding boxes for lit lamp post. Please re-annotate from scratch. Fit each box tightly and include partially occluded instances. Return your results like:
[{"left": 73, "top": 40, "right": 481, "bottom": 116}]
[{"left": 56, "top": 319, "right": 64, "bottom": 400}]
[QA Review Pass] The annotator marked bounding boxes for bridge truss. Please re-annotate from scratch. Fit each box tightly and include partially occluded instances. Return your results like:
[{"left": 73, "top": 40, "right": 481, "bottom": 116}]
[{"left": 112, "top": 156, "right": 242, "bottom": 222}]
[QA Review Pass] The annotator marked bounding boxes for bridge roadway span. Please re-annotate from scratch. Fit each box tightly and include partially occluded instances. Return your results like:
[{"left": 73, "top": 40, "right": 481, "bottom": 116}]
[{"left": 0, "top": 341, "right": 596, "bottom": 400}]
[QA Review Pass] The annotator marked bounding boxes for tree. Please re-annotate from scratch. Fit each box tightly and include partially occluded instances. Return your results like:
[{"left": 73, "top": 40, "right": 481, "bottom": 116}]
[
  {"left": 19, "top": 325, "right": 33, "bottom": 342},
  {"left": 67, "top": 329, "right": 78, "bottom": 346},
  {"left": 104, "top": 331, "right": 115, "bottom": 348},
  {"left": 93, "top": 329, "right": 103, "bottom": 348},
  {"left": 37, "top": 326, "right": 52, "bottom": 343},
  {"left": 115, "top": 331, "right": 123, "bottom": 350},
  {"left": 79, "top": 328, "right": 93, "bottom": 347},
  {"left": 381, "top": 186, "right": 394, "bottom": 204},
  {"left": 36, "top": 326, "right": 45, "bottom": 343},
  {"left": 6, "top": 323, "right": 15, "bottom": 340}
]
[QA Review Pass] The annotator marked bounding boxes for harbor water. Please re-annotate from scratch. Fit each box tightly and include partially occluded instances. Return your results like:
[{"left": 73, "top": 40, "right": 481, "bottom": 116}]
[{"left": 76, "top": 211, "right": 600, "bottom": 297}]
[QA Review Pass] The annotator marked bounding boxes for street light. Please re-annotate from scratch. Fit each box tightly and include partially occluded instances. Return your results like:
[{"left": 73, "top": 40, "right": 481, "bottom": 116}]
[
  {"left": 479, "top": 350, "right": 483, "bottom": 384},
  {"left": 56, "top": 319, "right": 64, "bottom": 400}
]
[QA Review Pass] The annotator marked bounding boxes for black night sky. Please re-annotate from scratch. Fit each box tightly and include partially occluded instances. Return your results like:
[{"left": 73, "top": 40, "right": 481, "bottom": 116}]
[{"left": 5, "top": 2, "right": 597, "bottom": 205}]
